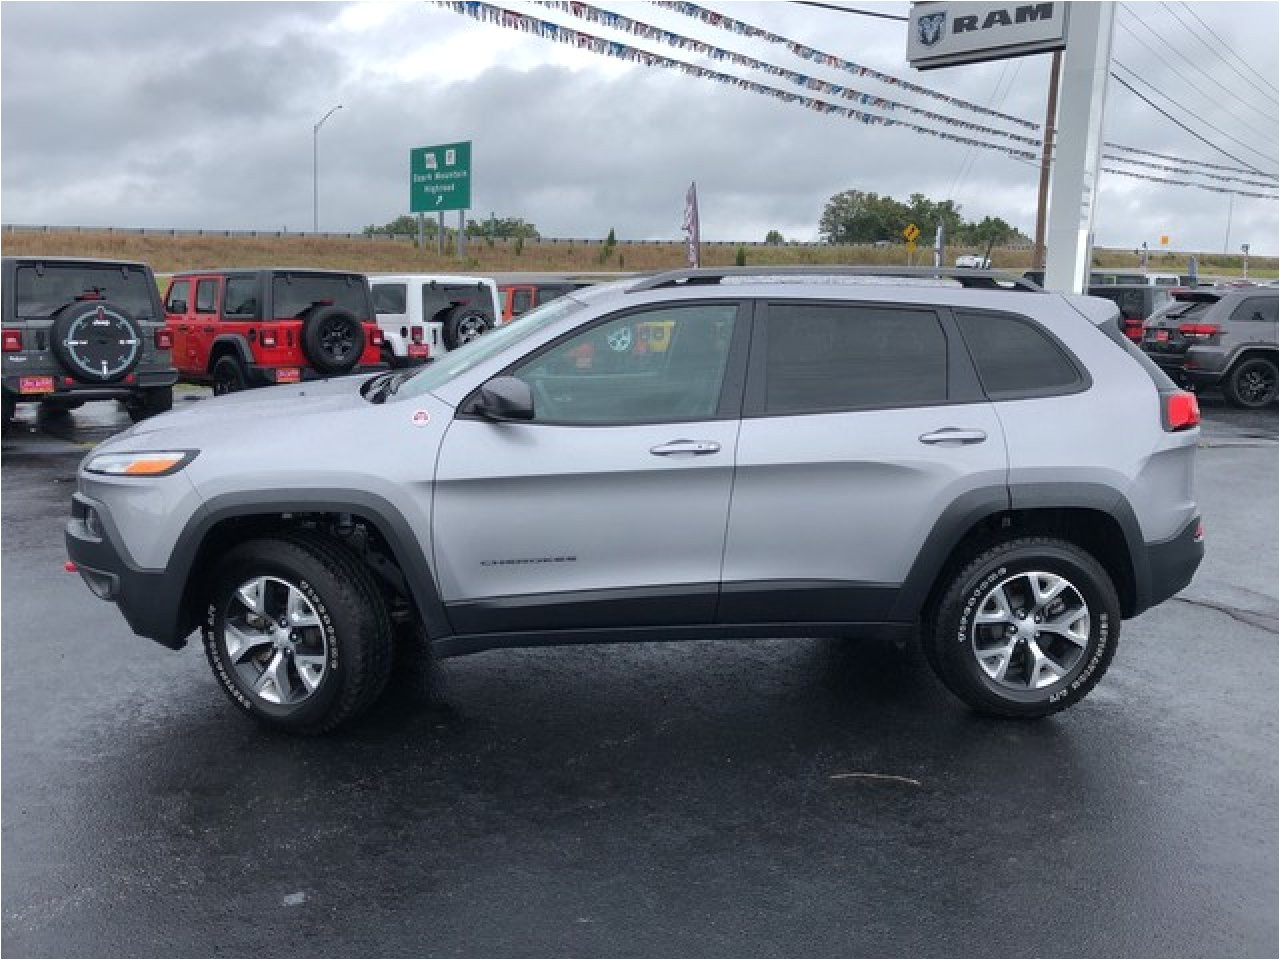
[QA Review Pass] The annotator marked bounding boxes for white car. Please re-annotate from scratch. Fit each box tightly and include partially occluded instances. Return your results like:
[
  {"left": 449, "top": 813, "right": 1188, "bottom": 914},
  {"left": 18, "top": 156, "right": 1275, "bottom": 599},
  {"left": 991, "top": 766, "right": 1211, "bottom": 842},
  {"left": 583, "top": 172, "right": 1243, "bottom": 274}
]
[
  {"left": 954, "top": 255, "right": 991, "bottom": 269},
  {"left": 368, "top": 274, "right": 503, "bottom": 366}
]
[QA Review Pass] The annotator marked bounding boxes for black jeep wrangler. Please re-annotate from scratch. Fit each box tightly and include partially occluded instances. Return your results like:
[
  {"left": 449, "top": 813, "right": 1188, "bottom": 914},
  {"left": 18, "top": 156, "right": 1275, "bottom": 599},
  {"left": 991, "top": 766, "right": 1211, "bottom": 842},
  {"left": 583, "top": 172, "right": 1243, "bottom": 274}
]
[{"left": 2, "top": 256, "right": 178, "bottom": 431}]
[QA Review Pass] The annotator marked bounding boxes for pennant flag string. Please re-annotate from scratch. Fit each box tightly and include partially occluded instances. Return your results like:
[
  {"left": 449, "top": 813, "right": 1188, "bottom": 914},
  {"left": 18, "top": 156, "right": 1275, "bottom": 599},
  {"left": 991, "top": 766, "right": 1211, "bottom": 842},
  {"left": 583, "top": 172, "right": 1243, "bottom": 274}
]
[
  {"left": 651, "top": 0, "right": 1039, "bottom": 130},
  {"left": 433, "top": 1, "right": 1279, "bottom": 201},
  {"left": 435, "top": 1, "right": 1044, "bottom": 163},
  {"left": 1103, "top": 142, "right": 1279, "bottom": 181},
  {"left": 538, "top": 0, "right": 1044, "bottom": 149},
  {"left": 1100, "top": 154, "right": 1278, "bottom": 190}
]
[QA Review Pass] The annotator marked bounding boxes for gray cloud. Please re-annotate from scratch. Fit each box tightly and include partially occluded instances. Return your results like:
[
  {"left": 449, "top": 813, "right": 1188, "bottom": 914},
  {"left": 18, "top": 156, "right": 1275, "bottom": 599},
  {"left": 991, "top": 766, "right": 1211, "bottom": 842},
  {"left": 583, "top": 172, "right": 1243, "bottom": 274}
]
[{"left": 2, "top": 1, "right": 1276, "bottom": 254}]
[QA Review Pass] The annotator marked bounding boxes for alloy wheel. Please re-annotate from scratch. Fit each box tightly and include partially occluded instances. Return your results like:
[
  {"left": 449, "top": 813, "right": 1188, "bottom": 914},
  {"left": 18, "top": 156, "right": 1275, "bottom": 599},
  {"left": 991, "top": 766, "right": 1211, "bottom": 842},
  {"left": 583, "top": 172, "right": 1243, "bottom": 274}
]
[
  {"left": 221, "top": 575, "right": 329, "bottom": 706},
  {"left": 969, "top": 570, "right": 1090, "bottom": 691}
]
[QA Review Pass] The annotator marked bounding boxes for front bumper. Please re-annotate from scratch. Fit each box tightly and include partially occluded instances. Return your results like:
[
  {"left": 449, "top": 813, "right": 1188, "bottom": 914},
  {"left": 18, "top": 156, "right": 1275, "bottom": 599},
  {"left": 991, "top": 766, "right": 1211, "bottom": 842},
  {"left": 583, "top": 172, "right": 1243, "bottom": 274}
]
[{"left": 65, "top": 492, "right": 192, "bottom": 650}]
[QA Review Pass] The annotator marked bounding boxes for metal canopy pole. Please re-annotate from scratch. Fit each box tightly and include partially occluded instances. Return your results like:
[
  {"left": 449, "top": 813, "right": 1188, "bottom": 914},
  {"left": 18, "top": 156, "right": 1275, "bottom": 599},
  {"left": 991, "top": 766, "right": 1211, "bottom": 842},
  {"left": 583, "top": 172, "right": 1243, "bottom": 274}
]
[{"left": 1043, "top": 3, "right": 1115, "bottom": 293}]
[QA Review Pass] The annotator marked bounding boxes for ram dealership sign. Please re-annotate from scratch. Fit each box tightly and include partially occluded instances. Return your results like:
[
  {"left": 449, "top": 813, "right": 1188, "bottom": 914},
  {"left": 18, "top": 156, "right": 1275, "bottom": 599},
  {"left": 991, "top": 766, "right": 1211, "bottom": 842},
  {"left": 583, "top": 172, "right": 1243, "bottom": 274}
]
[{"left": 907, "top": 1, "right": 1069, "bottom": 69}]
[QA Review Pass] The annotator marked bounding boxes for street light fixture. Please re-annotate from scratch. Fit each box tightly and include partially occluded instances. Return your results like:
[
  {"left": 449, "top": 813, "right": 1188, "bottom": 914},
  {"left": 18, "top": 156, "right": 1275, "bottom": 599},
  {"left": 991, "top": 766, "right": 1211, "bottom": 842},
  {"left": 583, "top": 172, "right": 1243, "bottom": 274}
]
[{"left": 312, "top": 104, "right": 343, "bottom": 234}]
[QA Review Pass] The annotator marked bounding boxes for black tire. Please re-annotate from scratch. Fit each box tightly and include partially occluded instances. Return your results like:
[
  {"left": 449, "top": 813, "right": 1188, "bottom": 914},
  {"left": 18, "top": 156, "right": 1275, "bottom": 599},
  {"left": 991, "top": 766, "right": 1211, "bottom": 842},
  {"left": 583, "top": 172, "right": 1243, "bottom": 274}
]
[
  {"left": 442, "top": 306, "right": 492, "bottom": 350},
  {"left": 926, "top": 537, "right": 1121, "bottom": 718},
  {"left": 211, "top": 355, "right": 248, "bottom": 395},
  {"left": 201, "top": 534, "right": 394, "bottom": 735},
  {"left": 126, "top": 386, "right": 173, "bottom": 423},
  {"left": 49, "top": 300, "right": 143, "bottom": 384},
  {"left": 1222, "top": 355, "right": 1278, "bottom": 409},
  {"left": 301, "top": 306, "right": 364, "bottom": 375}
]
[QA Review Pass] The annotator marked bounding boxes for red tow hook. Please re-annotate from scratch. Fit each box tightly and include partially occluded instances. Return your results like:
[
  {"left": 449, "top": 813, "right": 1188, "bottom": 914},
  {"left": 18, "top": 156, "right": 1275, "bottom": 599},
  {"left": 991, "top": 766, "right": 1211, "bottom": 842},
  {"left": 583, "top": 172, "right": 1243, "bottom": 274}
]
[{"left": 64, "top": 561, "right": 78, "bottom": 573}]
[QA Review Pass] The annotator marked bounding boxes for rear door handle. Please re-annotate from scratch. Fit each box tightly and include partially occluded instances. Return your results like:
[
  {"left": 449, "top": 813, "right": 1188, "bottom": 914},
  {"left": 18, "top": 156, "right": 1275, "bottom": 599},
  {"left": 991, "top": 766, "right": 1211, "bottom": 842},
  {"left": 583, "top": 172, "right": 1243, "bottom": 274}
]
[
  {"left": 650, "top": 439, "right": 722, "bottom": 456},
  {"left": 202, "top": 326, "right": 215, "bottom": 334},
  {"left": 919, "top": 427, "right": 988, "bottom": 445}
]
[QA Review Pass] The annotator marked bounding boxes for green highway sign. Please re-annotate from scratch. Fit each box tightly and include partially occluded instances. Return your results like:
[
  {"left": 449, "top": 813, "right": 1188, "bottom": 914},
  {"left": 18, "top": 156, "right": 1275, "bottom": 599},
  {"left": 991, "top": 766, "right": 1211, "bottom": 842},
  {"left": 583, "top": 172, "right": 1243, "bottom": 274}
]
[{"left": 410, "top": 141, "right": 471, "bottom": 213}]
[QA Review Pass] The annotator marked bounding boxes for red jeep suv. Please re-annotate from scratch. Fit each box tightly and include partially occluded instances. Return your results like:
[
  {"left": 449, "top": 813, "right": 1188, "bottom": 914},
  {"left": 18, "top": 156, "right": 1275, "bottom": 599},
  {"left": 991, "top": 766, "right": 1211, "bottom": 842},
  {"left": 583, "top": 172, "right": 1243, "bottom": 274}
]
[{"left": 163, "top": 268, "right": 385, "bottom": 393}]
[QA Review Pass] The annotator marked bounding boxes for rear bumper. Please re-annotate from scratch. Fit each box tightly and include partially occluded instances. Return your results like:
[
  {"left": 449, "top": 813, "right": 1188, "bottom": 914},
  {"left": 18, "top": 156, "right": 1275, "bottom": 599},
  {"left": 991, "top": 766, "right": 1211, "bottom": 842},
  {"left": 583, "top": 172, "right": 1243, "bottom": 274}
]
[
  {"left": 3, "top": 369, "right": 179, "bottom": 402},
  {"left": 243, "top": 362, "right": 387, "bottom": 387},
  {"left": 1136, "top": 515, "right": 1204, "bottom": 614},
  {"left": 65, "top": 493, "right": 191, "bottom": 650}
]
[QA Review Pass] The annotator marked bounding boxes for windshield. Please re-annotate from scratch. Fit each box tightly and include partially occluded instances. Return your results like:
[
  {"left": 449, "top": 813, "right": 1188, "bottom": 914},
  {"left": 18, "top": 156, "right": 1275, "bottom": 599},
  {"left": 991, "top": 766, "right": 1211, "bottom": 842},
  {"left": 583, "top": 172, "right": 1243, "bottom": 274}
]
[{"left": 393, "top": 293, "right": 591, "bottom": 400}]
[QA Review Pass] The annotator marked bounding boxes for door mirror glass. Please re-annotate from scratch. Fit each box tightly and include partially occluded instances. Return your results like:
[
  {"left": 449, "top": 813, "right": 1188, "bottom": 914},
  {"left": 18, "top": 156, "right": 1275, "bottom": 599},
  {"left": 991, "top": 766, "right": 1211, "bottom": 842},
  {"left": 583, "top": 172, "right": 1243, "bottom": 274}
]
[{"left": 475, "top": 376, "right": 535, "bottom": 420}]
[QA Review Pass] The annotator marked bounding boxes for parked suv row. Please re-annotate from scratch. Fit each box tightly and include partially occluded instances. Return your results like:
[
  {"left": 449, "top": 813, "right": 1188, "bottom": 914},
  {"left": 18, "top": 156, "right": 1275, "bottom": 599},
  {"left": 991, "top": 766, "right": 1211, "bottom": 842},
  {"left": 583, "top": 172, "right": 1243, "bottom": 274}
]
[
  {"left": 1141, "top": 287, "right": 1279, "bottom": 408},
  {"left": 66, "top": 267, "right": 1203, "bottom": 734}
]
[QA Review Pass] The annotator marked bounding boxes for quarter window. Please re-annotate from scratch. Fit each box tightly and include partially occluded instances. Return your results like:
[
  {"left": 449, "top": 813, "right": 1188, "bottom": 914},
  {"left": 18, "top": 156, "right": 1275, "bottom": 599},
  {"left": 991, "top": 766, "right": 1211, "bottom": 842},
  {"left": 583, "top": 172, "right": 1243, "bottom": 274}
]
[
  {"left": 511, "top": 289, "right": 534, "bottom": 316},
  {"left": 1231, "top": 297, "right": 1278, "bottom": 324},
  {"left": 510, "top": 304, "right": 739, "bottom": 424},
  {"left": 955, "top": 311, "right": 1081, "bottom": 396},
  {"left": 763, "top": 303, "right": 948, "bottom": 414}
]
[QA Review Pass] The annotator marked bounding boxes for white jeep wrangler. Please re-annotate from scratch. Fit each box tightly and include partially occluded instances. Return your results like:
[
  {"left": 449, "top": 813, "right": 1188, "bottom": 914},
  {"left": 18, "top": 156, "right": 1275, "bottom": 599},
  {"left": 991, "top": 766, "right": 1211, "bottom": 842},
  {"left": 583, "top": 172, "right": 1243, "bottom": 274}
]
[{"left": 368, "top": 274, "right": 503, "bottom": 366}]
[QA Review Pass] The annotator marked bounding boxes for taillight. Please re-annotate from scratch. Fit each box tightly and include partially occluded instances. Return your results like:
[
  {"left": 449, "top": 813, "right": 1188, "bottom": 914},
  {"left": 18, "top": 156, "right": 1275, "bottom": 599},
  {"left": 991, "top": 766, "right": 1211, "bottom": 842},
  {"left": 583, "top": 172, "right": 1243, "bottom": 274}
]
[
  {"left": 1164, "top": 390, "right": 1200, "bottom": 431},
  {"left": 154, "top": 329, "right": 174, "bottom": 350},
  {"left": 411, "top": 326, "right": 424, "bottom": 344},
  {"left": 261, "top": 330, "right": 278, "bottom": 348},
  {"left": 2, "top": 329, "right": 22, "bottom": 352},
  {"left": 1178, "top": 323, "right": 1220, "bottom": 339}
]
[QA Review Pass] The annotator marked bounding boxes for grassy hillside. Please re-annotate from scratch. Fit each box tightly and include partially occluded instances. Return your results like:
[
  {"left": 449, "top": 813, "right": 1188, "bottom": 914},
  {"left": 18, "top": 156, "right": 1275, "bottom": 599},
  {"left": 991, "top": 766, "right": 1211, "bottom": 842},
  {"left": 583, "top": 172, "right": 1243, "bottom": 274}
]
[{"left": 1, "top": 229, "right": 1273, "bottom": 278}]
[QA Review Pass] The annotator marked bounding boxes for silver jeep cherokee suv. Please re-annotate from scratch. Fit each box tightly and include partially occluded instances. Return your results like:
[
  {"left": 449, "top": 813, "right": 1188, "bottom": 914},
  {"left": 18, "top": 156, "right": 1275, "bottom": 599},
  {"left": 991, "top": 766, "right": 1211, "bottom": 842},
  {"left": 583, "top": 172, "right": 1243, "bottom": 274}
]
[{"left": 66, "top": 268, "right": 1205, "bottom": 734}]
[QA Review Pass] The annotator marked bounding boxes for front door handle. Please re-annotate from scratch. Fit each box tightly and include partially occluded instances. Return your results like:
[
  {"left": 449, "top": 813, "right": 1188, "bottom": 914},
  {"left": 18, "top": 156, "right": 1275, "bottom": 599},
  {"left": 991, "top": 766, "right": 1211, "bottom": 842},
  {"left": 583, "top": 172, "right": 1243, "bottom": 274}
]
[
  {"left": 650, "top": 439, "right": 722, "bottom": 456},
  {"left": 919, "top": 427, "right": 988, "bottom": 445}
]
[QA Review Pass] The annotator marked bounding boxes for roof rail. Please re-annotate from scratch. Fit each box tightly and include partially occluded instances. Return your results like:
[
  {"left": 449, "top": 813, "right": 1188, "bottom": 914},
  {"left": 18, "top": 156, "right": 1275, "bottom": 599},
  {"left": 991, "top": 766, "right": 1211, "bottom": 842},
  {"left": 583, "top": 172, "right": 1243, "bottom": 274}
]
[{"left": 628, "top": 266, "right": 1043, "bottom": 293}]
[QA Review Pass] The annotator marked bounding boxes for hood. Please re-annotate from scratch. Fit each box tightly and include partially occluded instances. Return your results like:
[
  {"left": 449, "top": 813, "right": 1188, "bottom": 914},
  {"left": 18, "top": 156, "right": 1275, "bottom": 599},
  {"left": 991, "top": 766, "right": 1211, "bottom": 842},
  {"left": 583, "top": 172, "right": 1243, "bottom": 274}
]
[{"left": 100, "top": 375, "right": 374, "bottom": 450}]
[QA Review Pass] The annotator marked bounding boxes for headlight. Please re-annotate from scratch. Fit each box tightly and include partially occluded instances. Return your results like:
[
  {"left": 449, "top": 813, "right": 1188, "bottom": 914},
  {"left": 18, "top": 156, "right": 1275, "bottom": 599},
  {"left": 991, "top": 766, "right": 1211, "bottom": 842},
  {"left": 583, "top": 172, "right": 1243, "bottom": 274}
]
[{"left": 85, "top": 450, "right": 197, "bottom": 476}]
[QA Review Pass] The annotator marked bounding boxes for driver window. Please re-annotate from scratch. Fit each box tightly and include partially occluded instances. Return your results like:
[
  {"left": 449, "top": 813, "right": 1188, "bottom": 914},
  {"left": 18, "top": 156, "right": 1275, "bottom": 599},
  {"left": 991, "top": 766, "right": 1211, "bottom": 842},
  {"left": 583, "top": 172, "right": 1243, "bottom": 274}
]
[{"left": 510, "top": 304, "right": 739, "bottom": 424}]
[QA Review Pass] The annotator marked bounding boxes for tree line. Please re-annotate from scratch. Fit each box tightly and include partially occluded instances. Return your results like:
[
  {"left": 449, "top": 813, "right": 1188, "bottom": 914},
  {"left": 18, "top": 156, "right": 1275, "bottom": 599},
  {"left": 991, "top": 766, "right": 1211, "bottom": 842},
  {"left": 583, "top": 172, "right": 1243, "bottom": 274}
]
[
  {"left": 817, "top": 190, "right": 1029, "bottom": 247},
  {"left": 363, "top": 214, "right": 541, "bottom": 239}
]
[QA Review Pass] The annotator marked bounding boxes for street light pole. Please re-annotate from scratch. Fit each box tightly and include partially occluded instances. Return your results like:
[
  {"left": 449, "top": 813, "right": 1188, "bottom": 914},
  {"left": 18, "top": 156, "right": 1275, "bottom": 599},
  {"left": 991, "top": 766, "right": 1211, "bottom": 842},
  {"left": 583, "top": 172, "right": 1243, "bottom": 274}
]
[{"left": 312, "top": 104, "right": 343, "bottom": 234}]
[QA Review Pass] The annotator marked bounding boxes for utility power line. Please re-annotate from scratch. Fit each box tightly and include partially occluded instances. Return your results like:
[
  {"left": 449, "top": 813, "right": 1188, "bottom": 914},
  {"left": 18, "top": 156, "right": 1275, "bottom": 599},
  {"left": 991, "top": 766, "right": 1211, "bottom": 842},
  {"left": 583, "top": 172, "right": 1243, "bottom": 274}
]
[
  {"left": 1163, "top": 1, "right": 1280, "bottom": 104},
  {"left": 789, "top": 1, "right": 906, "bottom": 22},
  {"left": 1178, "top": 1, "right": 1279, "bottom": 96}
]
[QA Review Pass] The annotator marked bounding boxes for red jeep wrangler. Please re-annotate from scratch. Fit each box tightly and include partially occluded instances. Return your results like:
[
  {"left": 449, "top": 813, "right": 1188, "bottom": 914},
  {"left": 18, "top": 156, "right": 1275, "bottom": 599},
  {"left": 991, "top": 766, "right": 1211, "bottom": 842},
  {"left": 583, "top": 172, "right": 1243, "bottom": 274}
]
[{"left": 163, "top": 268, "right": 385, "bottom": 393}]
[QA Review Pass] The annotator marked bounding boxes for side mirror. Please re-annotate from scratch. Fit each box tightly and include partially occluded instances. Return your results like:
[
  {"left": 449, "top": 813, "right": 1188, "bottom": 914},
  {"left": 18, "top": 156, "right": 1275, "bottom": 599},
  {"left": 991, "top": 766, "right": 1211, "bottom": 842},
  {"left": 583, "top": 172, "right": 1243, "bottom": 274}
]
[{"left": 474, "top": 376, "right": 534, "bottom": 421}]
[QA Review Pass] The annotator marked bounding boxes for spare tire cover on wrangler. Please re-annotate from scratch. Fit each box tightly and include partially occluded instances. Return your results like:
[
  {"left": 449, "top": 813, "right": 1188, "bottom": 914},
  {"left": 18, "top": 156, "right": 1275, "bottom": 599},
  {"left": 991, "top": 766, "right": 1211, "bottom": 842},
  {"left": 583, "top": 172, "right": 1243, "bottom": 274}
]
[
  {"left": 301, "top": 306, "right": 365, "bottom": 375},
  {"left": 50, "top": 301, "right": 143, "bottom": 383}
]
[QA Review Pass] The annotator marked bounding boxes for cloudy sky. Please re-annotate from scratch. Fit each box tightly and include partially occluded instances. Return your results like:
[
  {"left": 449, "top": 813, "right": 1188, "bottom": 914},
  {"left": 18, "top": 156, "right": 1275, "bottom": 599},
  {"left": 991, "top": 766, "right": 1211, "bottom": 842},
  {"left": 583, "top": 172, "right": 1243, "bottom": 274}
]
[{"left": 2, "top": 1, "right": 1277, "bottom": 254}]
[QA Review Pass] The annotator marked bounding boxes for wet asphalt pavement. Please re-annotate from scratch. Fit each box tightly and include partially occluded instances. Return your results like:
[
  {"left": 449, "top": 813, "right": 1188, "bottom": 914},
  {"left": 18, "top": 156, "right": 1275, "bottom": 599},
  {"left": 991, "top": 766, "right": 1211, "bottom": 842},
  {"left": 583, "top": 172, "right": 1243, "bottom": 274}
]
[{"left": 2, "top": 390, "right": 1277, "bottom": 957}]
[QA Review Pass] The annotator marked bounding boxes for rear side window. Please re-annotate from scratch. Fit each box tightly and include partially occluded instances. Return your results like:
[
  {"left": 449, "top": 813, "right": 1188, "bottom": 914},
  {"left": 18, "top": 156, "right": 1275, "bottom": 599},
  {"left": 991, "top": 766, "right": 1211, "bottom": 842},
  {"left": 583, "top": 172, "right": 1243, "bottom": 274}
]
[
  {"left": 194, "top": 279, "right": 219, "bottom": 314},
  {"left": 511, "top": 289, "right": 534, "bottom": 315},
  {"left": 1230, "top": 297, "right": 1278, "bottom": 324},
  {"left": 165, "top": 280, "right": 190, "bottom": 314},
  {"left": 371, "top": 283, "right": 406, "bottom": 314},
  {"left": 955, "top": 311, "right": 1082, "bottom": 397},
  {"left": 271, "top": 273, "right": 370, "bottom": 319},
  {"left": 763, "top": 303, "right": 948, "bottom": 414},
  {"left": 223, "top": 277, "right": 259, "bottom": 319},
  {"left": 13, "top": 263, "right": 157, "bottom": 319}
]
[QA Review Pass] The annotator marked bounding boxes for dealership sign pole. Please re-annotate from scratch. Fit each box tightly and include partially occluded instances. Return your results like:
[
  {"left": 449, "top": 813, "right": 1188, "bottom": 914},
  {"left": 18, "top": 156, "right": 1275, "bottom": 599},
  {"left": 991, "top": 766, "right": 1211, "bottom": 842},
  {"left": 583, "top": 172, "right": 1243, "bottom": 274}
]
[{"left": 908, "top": 1, "right": 1112, "bottom": 293}]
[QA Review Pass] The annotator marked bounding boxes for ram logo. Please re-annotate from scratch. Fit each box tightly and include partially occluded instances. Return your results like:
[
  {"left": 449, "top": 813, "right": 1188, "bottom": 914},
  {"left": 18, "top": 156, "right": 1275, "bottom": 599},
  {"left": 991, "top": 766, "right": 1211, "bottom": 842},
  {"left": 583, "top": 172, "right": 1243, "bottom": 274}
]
[{"left": 917, "top": 11, "right": 947, "bottom": 46}]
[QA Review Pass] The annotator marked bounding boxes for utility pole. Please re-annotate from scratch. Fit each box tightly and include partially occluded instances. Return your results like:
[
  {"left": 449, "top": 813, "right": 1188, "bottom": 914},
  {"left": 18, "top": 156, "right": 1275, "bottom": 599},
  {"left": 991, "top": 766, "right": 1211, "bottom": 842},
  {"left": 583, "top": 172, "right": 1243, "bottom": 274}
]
[
  {"left": 1224, "top": 194, "right": 1234, "bottom": 254},
  {"left": 1033, "top": 50, "right": 1062, "bottom": 270}
]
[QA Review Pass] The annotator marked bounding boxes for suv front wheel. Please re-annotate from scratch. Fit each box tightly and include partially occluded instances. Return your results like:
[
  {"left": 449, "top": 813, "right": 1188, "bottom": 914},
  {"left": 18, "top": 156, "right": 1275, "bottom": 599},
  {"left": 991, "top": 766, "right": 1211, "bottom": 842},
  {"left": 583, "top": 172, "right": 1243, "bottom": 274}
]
[
  {"left": 927, "top": 538, "right": 1121, "bottom": 718},
  {"left": 201, "top": 534, "right": 394, "bottom": 734}
]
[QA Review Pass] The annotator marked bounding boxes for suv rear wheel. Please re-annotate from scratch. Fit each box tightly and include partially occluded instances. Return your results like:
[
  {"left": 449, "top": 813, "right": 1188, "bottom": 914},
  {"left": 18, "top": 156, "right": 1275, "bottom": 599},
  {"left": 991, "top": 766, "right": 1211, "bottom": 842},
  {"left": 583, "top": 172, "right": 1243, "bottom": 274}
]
[
  {"left": 1223, "top": 355, "right": 1278, "bottom": 409},
  {"left": 201, "top": 534, "right": 394, "bottom": 734},
  {"left": 211, "top": 355, "right": 248, "bottom": 395},
  {"left": 927, "top": 538, "right": 1121, "bottom": 718},
  {"left": 442, "top": 305, "right": 492, "bottom": 350},
  {"left": 126, "top": 386, "right": 173, "bottom": 423}
]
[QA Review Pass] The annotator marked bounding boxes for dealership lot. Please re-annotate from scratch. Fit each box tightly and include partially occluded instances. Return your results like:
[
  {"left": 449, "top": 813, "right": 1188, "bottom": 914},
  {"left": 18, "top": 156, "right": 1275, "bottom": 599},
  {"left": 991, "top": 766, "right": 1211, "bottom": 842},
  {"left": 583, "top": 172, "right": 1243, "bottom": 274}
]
[{"left": 2, "top": 396, "right": 1276, "bottom": 957}]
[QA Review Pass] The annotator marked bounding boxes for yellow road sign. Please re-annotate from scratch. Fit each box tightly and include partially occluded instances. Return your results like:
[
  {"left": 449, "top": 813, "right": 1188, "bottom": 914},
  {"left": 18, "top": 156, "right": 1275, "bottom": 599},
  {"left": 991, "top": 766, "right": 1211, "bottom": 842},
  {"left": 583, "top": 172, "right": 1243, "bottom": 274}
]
[
  {"left": 903, "top": 223, "right": 921, "bottom": 243},
  {"left": 906, "top": 240, "right": 918, "bottom": 253},
  {"left": 1160, "top": 235, "right": 1170, "bottom": 246}
]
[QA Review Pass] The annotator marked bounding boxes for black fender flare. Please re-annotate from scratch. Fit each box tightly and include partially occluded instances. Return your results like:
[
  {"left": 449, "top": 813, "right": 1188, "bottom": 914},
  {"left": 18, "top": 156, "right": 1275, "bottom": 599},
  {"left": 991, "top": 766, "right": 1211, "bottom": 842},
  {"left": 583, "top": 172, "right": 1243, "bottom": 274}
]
[
  {"left": 891, "top": 482, "right": 1147, "bottom": 621},
  {"left": 173, "top": 489, "right": 451, "bottom": 643},
  {"left": 207, "top": 334, "right": 255, "bottom": 372}
]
